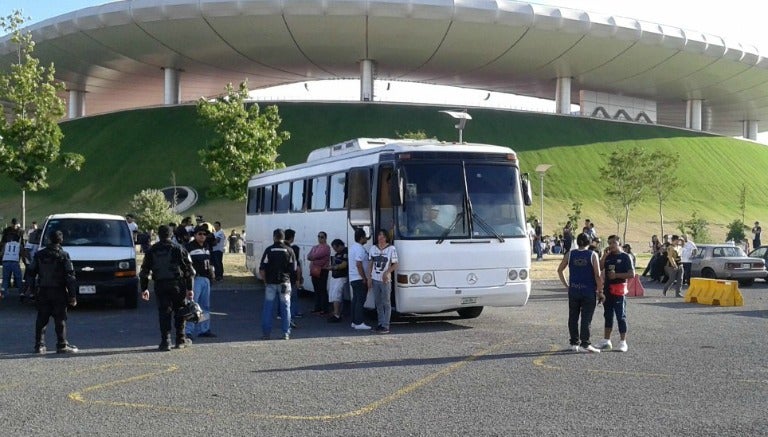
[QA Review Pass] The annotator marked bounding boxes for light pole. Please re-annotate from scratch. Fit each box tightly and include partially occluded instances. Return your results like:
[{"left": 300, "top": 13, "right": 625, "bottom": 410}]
[
  {"left": 535, "top": 164, "right": 552, "bottom": 237},
  {"left": 439, "top": 110, "right": 472, "bottom": 142}
]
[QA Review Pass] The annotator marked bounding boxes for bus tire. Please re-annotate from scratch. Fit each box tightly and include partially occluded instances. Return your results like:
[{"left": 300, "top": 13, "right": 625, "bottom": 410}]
[{"left": 457, "top": 306, "right": 483, "bottom": 319}]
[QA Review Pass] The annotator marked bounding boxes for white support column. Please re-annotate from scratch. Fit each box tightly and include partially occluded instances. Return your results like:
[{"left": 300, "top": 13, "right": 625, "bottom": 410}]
[
  {"left": 555, "top": 77, "right": 571, "bottom": 115},
  {"left": 687, "top": 99, "right": 703, "bottom": 131},
  {"left": 163, "top": 68, "right": 181, "bottom": 105},
  {"left": 67, "top": 89, "right": 86, "bottom": 119},
  {"left": 360, "top": 59, "right": 374, "bottom": 102},
  {"left": 743, "top": 120, "right": 758, "bottom": 140}
]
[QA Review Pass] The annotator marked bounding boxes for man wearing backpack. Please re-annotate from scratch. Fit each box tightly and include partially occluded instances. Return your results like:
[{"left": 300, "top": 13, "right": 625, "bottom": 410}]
[{"left": 140, "top": 225, "right": 195, "bottom": 351}]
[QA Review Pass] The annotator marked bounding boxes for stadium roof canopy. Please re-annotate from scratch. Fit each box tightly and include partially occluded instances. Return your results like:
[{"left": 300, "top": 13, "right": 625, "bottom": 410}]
[{"left": 2, "top": 0, "right": 767, "bottom": 137}]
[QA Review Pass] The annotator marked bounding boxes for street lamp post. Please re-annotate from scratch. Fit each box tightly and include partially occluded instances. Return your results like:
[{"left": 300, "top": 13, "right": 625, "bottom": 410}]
[
  {"left": 535, "top": 164, "right": 552, "bottom": 238},
  {"left": 439, "top": 110, "right": 472, "bottom": 142}
]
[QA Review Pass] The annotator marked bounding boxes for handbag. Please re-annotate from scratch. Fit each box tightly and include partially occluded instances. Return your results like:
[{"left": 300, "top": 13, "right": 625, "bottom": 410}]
[
  {"left": 608, "top": 282, "right": 628, "bottom": 297},
  {"left": 310, "top": 264, "right": 322, "bottom": 278}
]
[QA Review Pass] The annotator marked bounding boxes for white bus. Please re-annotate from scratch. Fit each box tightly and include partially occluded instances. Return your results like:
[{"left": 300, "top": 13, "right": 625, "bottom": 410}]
[{"left": 245, "top": 138, "right": 533, "bottom": 318}]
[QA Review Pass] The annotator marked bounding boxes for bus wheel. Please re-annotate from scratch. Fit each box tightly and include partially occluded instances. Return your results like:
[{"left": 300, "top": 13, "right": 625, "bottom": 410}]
[{"left": 457, "top": 307, "right": 483, "bottom": 319}]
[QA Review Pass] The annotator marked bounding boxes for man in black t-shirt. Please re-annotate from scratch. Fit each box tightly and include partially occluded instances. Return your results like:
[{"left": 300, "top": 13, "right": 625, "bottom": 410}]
[{"left": 258, "top": 228, "right": 296, "bottom": 340}]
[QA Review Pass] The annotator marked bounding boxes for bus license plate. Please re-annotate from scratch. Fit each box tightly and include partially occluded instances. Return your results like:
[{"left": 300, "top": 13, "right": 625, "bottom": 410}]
[
  {"left": 461, "top": 297, "right": 477, "bottom": 305},
  {"left": 79, "top": 285, "right": 96, "bottom": 294}
]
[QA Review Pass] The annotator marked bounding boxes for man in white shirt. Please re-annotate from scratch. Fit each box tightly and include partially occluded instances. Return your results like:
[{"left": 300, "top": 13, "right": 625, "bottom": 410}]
[
  {"left": 125, "top": 214, "right": 138, "bottom": 244},
  {"left": 680, "top": 234, "right": 697, "bottom": 285},
  {"left": 212, "top": 221, "right": 226, "bottom": 281}
]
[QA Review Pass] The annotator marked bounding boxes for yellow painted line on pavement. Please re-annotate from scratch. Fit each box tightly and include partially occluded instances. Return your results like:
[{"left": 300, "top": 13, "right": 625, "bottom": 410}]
[{"left": 67, "top": 340, "right": 515, "bottom": 420}]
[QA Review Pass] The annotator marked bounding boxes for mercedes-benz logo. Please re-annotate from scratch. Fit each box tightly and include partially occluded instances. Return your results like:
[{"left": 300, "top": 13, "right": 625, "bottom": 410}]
[{"left": 466, "top": 273, "right": 478, "bottom": 285}]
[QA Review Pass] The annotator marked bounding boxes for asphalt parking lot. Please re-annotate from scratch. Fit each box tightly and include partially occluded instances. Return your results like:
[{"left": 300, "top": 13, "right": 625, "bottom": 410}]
[{"left": 0, "top": 278, "right": 766, "bottom": 436}]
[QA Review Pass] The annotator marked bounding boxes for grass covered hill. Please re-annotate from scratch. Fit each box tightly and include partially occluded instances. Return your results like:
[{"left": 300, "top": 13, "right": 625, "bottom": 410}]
[{"left": 0, "top": 102, "right": 765, "bottom": 244}]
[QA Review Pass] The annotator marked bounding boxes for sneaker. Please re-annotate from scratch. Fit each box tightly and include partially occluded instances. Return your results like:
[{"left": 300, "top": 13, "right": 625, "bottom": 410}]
[
  {"left": 174, "top": 338, "right": 191, "bottom": 349},
  {"left": 56, "top": 344, "right": 78, "bottom": 354},
  {"left": 197, "top": 331, "right": 217, "bottom": 338},
  {"left": 375, "top": 325, "right": 390, "bottom": 334},
  {"left": 283, "top": 333, "right": 290, "bottom": 340},
  {"left": 34, "top": 344, "right": 46, "bottom": 354},
  {"left": 353, "top": 323, "right": 372, "bottom": 331},
  {"left": 327, "top": 315, "right": 342, "bottom": 323},
  {"left": 595, "top": 339, "right": 613, "bottom": 350},
  {"left": 617, "top": 340, "right": 629, "bottom": 352},
  {"left": 580, "top": 344, "right": 601, "bottom": 353},
  {"left": 158, "top": 341, "right": 171, "bottom": 352},
  {"left": 570, "top": 344, "right": 581, "bottom": 352}
]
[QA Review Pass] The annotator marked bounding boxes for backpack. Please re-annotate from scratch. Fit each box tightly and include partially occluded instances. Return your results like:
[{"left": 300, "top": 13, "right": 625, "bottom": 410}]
[{"left": 151, "top": 244, "right": 181, "bottom": 281}]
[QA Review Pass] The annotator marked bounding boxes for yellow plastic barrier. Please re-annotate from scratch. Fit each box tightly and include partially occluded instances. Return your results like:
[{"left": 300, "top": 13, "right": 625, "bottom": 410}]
[{"left": 684, "top": 278, "right": 743, "bottom": 306}]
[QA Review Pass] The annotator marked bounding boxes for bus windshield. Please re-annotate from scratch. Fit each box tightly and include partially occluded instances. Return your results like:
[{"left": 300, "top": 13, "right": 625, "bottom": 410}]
[{"left": 397, "top": 161, "right": 527, "bottom": 239}]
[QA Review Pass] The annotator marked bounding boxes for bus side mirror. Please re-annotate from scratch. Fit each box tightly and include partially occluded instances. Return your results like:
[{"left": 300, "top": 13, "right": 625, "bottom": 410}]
[{"left": 521, "top": 173, "right": 532, "bottom": 206}]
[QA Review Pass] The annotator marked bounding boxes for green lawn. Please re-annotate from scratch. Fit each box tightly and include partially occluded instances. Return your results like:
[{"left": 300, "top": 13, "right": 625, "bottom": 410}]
[{"left": 0, "top": 102, "right": 764, "bottom": 245}]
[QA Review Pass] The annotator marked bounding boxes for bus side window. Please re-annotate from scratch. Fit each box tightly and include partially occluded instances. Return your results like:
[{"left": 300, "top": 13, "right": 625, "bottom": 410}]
[
  {"left": 310, "top": 176, "right": 328, "bottom": 211},
  {"left": 291, "top": 180, "right": 304, "bottom": 212}
]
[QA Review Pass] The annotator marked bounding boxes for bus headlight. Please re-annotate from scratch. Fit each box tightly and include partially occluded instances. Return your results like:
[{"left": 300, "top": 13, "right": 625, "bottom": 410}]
[
  {"left": 421, "top": 273, "right": 433, "bottom": 284},
  {"left": 519, "top": 269, "right": 528, "bottom": 280},
  {"left": 508, "top": 270, "right": 518, "bottom": 281},
  {"left": 409, "top": 273, "right": 421, "bottom": 284}
]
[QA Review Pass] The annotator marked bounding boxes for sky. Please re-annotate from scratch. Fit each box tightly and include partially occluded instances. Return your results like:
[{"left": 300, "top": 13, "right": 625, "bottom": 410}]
[{"left": 3, "top": 1, "right": 768, "bottom": 135}]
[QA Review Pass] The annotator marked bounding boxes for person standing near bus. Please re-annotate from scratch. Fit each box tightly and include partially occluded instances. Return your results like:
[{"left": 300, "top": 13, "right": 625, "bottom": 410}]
[
  {"left": 284, "top": 229, "right": 303, "bottom": 321},
  {"left": 327, "top": 239, "right": 348, "bottom": 323},
  {"left": 259, "top": 228, "right": 296, "bottom": 340},
  {"left": 185, "top": 225, "right": 215, "bottom": 339},
  {"left": 367, "top": 229, "right": 398, "bottom": 334},
  {"left": 307, "top": 231, "right": 331, "bottom": 315},
  {"left": 349, "top": 228, "right": 371, "bottom": 331},
  {"left": 557, "top": 233, "right": 603, "bottom": 353}
]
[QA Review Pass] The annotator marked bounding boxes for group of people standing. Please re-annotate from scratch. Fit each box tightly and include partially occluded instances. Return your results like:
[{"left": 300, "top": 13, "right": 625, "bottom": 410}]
[
  {"left": 258, "top": 227, "right": 398, "bottom": 340},
  {"left": 641, "top": 234, "right": 696, "bottom": 297}
]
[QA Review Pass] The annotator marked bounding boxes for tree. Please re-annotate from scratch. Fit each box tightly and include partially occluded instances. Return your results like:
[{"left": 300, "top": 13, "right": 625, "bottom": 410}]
[
  {"left": 599, "top": 147, "right": 651, "bottom": 242},
  {"left": 567, "top": 201, "right": 582, "bottom": 230},
  {"left": 130, "top": 189, "right": 181, "bottom": 233},
  {"left": 603, "top": 198, "right": 624, "bottom": 236},
  {"left": 738, "top": 183, "right": 746, "bottom": 224},
  {"left": 196, "top": 81, "right": 290, "bottom": 200},
  {"left": 0, "top": 11, "right": 84, "bottom": 193},
  {"left": 647, "top": 150, "right": 682, "bottom": 236},
  {"left": 396, "top": 130, "right": 432, "bottom": 140},
  {"left": 677, "top": 211, "right": 710, "bottom": 243},
  {"left": 725, "top": 219, "right": 747, "bottom": 245}
]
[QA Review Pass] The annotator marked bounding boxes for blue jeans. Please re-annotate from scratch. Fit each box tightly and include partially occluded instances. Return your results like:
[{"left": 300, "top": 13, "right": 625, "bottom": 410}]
[
  {"left": 350, "top": 279, "right": 367, "bottom": 325},
  {"left": 568, "top": 292, "right": 597, "bottom": 346},
  {"left": 2, "top": 261, "right": 22, "bottom": 295},
  {"left": 262, "top": 283, "right": 291, "bottom": 336},
  {"left": 603, "top": 294, "right": 628, "bottom": 334},
  {"left": 371, "top": 280, "right": 391, "bottom": 329},
  {"left": 186, "top": 277, "right": 211, "bottom": 336}
]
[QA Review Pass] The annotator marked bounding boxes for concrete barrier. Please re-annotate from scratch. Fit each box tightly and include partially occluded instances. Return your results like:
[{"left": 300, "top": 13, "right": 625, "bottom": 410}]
[{"left": 685, "top": 278, "right": 743, "bottom": 306}]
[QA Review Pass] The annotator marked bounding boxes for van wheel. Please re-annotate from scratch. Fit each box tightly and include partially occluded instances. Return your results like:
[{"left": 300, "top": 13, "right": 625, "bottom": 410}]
[
  {"left": 124, "top": 290, "right": 138, "bottom": 309},
  {"left": 457, "top": 306, "right": 483, "bottom": 319}
]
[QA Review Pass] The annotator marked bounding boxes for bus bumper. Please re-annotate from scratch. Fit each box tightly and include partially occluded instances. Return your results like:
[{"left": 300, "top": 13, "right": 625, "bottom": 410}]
[{"left": 394, "top": 281, "right": 531, "bottom": 313}]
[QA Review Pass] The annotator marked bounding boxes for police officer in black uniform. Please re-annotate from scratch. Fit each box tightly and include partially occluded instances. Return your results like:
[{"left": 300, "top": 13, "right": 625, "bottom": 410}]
[
  {"left": 27, "top": 230, "right": 78, "bottom": 354},
  {"left": 140, "top": 225, "right": 195, "bottom": 351}
]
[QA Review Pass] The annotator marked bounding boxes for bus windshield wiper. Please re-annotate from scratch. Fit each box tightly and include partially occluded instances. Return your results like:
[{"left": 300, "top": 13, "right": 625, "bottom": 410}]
[
  {"left": 437, "top": 212, "right": 464, "bottom": 244},
  {"left": 472, "top": 213, "right": 505, "bottom": 243}
]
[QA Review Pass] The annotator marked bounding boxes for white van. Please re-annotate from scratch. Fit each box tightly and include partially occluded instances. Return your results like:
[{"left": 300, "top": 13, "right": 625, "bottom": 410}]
[{"left": 39, "top": 213, "right": 139, "bottom": 308}]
